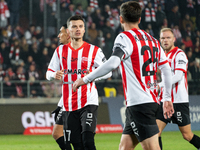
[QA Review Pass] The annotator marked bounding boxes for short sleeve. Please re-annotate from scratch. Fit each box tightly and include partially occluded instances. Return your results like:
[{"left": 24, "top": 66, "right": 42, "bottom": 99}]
[
  {"left": 113, "top": 33, "right": 133, "bottom": 60},
  {"left": 175, "top": 52, "right": 188, "bottom": 72},
  {"left": 93, "top": 48, "right": 107, "bottom": 67}
]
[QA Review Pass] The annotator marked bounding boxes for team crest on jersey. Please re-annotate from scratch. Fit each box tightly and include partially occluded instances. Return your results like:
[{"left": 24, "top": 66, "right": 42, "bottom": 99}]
[
  {"left": 82, "top": 57, "right": 88, "bottom": 62},
  {"left": 71, "top": 57, "right": 78, "bottom": 62}
]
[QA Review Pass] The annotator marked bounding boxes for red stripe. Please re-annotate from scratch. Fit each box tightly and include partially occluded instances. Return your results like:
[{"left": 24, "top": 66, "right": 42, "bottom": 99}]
[
  {"left": 133, "top": 30, "right": 150, "bottom": 90},
  {"left": 158, "top": 60, "right": 168, "bottom": 66},
  {"left": 121, "top": 62, "right": 127, "bottom": 100},
  {"left": 47, "top": 68, "right": 55, "bottom": 72},
  {"left": 175, "top": 68, "right": 186, "bottom": 73},
  {"left": 62, "top": 45, "right": 70, "bottom": 111},
  {"left": 81, "top": 43, "right": 91, "bottom": 108},
  {"left": 123, "top": 30, "right": 146, "bottom": 92},
  {"left": 71, "top": 47, "right": 79, "bottom": 111}
]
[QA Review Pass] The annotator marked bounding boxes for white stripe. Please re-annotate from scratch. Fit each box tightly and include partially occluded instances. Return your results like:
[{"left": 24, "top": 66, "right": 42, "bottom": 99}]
[
  {"left": 67, "top": 48, "right": 72, "bottom": 111},
  {"left": 77, "top": 48, "right": 84, "bottom": 109}
]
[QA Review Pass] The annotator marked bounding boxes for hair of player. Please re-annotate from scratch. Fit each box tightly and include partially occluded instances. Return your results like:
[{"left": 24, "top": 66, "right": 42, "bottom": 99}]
[
  {"left": 120, "top": 1, "right": 142, "bottom": 23},
  {"left": 160, "top": 28, "right": 175, "bottom": 36},
  {"left": 62, "top": 24, "right": 67, "bottom": 29},
  {"left": 67, "top": 15, "right": 85, "bottom": 27}
]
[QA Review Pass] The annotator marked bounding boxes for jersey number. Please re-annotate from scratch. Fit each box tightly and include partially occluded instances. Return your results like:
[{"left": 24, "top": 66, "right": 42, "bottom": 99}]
[{"left": 141, "top": 46, "right": 158, "bottom": 76}]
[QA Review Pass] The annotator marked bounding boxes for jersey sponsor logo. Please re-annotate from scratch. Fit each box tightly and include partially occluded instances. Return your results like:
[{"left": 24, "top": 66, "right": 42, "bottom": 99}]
[
  {"left": 71, "top": 57, "right": 78, "bottom": 62},
  {"left": 63, "top": 69, "right": 88, "bottom": 75},
  {"left": 131, "top": 121, "right": 139, "bottom": 136},
  {"left": 147, "top": 80, "right": 157, "bottom": 89},
  {"left": 82, "top": 57, "right": 88, "bottom": 62},
  {"left": 178, "top": 60, "right": 186, "bottom": 64}
]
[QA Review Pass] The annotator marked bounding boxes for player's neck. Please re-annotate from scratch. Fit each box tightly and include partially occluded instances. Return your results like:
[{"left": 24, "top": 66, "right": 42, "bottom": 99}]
[
  {"left": 123, "top": 23, "right": 139, "bottom": 31},
  {"left": 166, "top": 45, "right": 176, "bottom": 53},
  {"left": 71, "top": 39, "right": 84, "bottom": 50}
]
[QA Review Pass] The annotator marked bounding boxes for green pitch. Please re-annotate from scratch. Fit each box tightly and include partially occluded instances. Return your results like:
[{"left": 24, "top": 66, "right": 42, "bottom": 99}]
[{"left": 0, "top": 131, "right": 200, "bottom": 150}]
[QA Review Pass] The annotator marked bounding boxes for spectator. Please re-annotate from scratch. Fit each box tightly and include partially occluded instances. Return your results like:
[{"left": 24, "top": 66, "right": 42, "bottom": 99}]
[
  {"left": 91, "top": 8, "right": 104, "bottom": 30},
  {"left": 74, "top": 3, "right": 87, "bottom": 20},
  {"left": 186, "top": 0, "right": 196, "bottom": 19},
  {"left": 141, "top": 1, "right": 156, "bottom": 31},
  {"left": 155, "top": 4, "right": 166, "bottom": 38},
  {"left": 9, "top": 39, "right": 24, "bottom": 71},
  {"left": 182, "top": 13, "right": 194, "bottom": 31},
  {"left": 109, "top": 9, "right": 120, "bottom": 32},
  {"left": 20, "top": 37, "right": 29, "bottom": 63},
  {"left": 28, "top": 42, "right": 40, "bottom": 66},
  {"left": 0, "top": 64, "right": 5, "bottom": 81},
  {"left": 102, "top": 4, "right": 111, "bottom": 22},
  {"left": 0, "top": 41, "right": 10, "bottom": 69},
  {"left": 172, "top": 25, "right": 182, "bottom": 47},
  {"left": 26, "top": 64, "right": 44, "bottom": 97},
  {"left": 0, "top": 0, "right": 10, "bottom": 28},
  {"left": 24, "top": 24, "right": 36, "bottom": 45},
  {"left": 24, "top": 55, "right": 35, "bottom": 71},
  {"left": 6, "top": 0, "right": 23, "bottom": 28},
  {"left": 167, "top": 5, "right": 181, "bottom": 28},
  {"left": 15, "top": 65, "right": 26, "bottom": 97},
  {"left": 182, "top": 24, "right": 196, "bottom": 42},
  {"left": 187, "top": 50, "right": 196, "bottom": 80},
  {"left": 39, "top": 47, "right": 50, "bottom": 79},
  {"left": 2, "top": 76, "right": 16, "bottom": 98},
  {"left": 60, "top": 1, "right": 71, "bottom": 26},
  {"left": 87, "top": 22, "right": 98, "bottom": 45},
  {"left": 182, "top": 35, "right": 193, "bottom": 48},
  {"left": 46, "top": 1, "right": 56, "bottom": 38}
]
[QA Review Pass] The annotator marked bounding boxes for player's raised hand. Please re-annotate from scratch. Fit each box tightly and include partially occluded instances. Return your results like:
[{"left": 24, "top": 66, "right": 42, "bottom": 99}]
[
  {"left": 163, "top": 101, "right": 174, "bottom": 119},
  {"left": 73, "top": 78, "right": 85, "bottom": 92},
  {"left": 54, "top": 70, "right": 64, "bottom": 80}
]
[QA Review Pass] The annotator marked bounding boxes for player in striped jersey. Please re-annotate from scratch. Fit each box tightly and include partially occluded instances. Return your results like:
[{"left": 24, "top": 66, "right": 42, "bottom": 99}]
[
  {"left": 156, "top": 28, "right": 200, "bottom": 150},
  {"left": 73, "top": 2, "right": 174, "bottom": 150},
  {"left": 51, "top": 24, "right": 71, "bottom": 150},
  {"left": 46, "top": 15, "right": 112, "bottom": 150}
]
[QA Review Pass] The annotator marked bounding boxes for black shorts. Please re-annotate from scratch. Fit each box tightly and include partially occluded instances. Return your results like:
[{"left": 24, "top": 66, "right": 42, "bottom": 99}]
[
  {"left": 55, "top": 107, "right": 63, "bottom": 125},
  {"left": 156, "top": 102, "right": 190, "bottom": 126},
  {"left": 62, "top": 105, "right": 98, "bottom": 143},
  {"left": 123, "top": 103, "right": 159, "bottom": 142}
]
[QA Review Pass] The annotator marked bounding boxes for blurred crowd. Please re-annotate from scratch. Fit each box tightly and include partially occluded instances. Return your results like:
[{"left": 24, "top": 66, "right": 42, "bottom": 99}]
[{"left": 0, "top": 0, "right": 200, "bottom": 97}]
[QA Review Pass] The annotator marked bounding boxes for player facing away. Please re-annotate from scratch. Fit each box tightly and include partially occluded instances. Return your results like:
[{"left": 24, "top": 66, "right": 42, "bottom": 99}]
[
  {"left": 73, "top": 1, "right": 174, "bottom": 150},
  {"left": 156, "top": 28, "right": 200, "bottom": 150},
  {"left": 46, "top": 15, "right": 112, "bottom": 150},
  {"left": 51, "top": 24, "right": 71, "bottom": 150}
]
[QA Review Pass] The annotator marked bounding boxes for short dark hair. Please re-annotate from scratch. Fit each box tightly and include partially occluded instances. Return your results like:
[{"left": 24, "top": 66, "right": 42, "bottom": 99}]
[
  {"left": 67, "top": 15, "right": 85, "bottom": 27},
  {"left": 120, "top": 1, "right": 142, "bottom": 23},
  {"left": 62, "top": 24, "right": 67, "bottom": 29}
]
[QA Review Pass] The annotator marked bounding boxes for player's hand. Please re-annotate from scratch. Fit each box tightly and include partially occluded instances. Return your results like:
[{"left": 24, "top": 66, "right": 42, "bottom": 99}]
[
  {"left": 73, "top": 78, "right": 86, "bottom": 92},
  {"left": 51, "top": 106, "right": 61, "bottom": 122},
  {"left": 55, "top": 70, "right": 64, "bottom": 80},
  {"left": 163, "top": 101, "right": 174, "bottom": 119}
]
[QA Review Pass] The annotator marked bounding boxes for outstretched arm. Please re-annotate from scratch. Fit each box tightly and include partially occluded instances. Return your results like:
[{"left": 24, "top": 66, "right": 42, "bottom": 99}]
[
  {"left": 73, "top": 55, "right": 121, "bottom": 91},
  {"left": 159, "top": 63, "right": 174, "bottom": 119}
]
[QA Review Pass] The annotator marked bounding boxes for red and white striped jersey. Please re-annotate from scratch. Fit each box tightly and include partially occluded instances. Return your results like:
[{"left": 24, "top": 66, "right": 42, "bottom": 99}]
[
  {"left": 160, "top": 47, "right": 188, "bottom": 103},
  {"left": 113, "top": 28, "right": 168, "bottom": 106},
  {"left": 47, "top": 42, "right": 106, "bottom": 111}
]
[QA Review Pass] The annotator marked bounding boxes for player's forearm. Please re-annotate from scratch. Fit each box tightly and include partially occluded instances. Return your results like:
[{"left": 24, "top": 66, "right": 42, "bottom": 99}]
[
  {"left": 172, "top": 70, "right": 183, "bottom": 84},
  {"left": 160, "top": 63, "right": 172, "bottom": 101},
  {"left": 83, "top": 56, "right": 120, "bottom": 83},
  {"left": 94, "top": 71, "right": 112, "bottom": 81}
]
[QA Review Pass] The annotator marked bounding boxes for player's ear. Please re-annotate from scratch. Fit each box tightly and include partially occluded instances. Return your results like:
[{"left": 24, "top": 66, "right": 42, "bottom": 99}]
[
  {"left": 138, "top": 17, "right": 141, "bottom": 24},
  {"left": 120, "top": 15, "right": 124, "bottom": 24}
]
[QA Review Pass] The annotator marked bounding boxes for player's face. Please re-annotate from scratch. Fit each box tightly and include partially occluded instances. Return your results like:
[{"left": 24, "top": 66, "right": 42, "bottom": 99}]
[
  {"left": 68, "top": 20, "right": 85, "bottom": 40},
  {"left": 160, "top": 31, "right": 175, "bottom": 52},
  {"left": 57, "top": 27, "right": 70, "bottom": 45}
]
